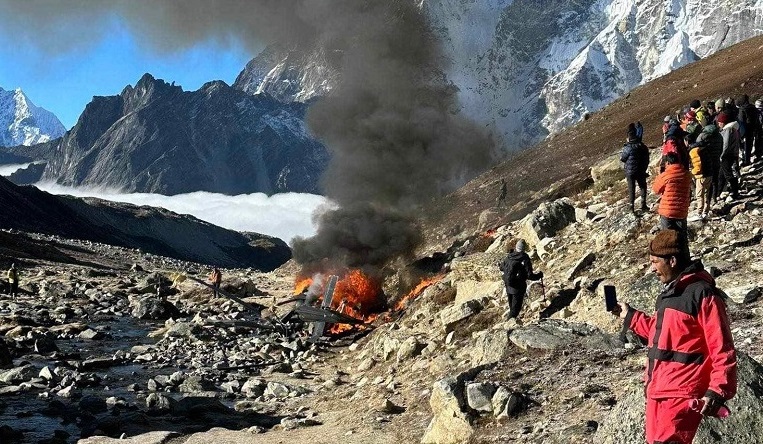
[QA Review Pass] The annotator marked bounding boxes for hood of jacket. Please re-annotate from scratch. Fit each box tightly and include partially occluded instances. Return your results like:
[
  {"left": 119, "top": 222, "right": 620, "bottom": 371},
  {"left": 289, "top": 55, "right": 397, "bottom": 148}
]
[
  {"left": 722, "top": 121, "right": 739, "bottom": 132},
  {"left": 665, "top": 124, "right": 686, "bottom": 140},
  {"left": 701, "top": 124, "right": 720, "bottom": 134}
]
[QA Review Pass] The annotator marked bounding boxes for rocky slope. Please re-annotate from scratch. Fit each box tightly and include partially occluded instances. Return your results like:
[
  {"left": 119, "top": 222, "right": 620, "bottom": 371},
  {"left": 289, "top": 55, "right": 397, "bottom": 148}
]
[
  {"left": 2, "top": 127, "right": 759, "bottom": 444},
  {"left": 4, "top": 74, "right": 328, "bottom": 195},
  {"left": 0, "top": 176, "right": 290, "bottom": 270},
  {"left": 0, "top": 87, "right": 65, "bottom": 147},
  {"left": 239, "top": 0, "right": 763, "bottom": 151}
]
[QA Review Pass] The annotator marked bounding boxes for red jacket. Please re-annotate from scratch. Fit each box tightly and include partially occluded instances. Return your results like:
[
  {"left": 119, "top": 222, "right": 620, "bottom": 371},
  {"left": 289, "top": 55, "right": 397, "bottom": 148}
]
[
  {"left": 625, "top": 262, "right": 737, "bottom": 401},
  {"left": 652, "top": 164, "right": 692, "bottom": 219}
]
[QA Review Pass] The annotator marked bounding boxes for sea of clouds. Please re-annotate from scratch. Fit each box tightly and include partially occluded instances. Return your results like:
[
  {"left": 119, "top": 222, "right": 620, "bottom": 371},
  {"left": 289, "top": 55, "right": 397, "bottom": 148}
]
[
  {"left": 33, "top": 182, "right": 330, "bottom": 243},
  {"left": 0, "top": 163, "right": 31, "bottom": 176}
]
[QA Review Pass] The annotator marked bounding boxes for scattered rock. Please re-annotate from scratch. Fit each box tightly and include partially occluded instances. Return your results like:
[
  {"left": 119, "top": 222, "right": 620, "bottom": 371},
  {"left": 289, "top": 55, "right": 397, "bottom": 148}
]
[
  {"left": 566, "top": 252, "right": 596, "bottom": 281},
  {"left": 466, "top": 382, "right": 497, "bottom": 412},
  {"left": 439, "top": 299, "right": 483, "bottom": 332},
  {"left": 421, "top": 376, "right": 474, "bottom": 444},
  {"left": 725, "top": 285, "right": 761, "bottom": 304}
]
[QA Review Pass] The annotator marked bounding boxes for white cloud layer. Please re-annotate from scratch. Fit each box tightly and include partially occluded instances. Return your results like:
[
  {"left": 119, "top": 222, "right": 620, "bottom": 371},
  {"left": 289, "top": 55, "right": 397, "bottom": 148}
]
[
  {"left": 0, "top": 163, "right": 31, "bottom": 176},
  {"left": 34, "top": 182, "right": 331, "bottom": 243}
]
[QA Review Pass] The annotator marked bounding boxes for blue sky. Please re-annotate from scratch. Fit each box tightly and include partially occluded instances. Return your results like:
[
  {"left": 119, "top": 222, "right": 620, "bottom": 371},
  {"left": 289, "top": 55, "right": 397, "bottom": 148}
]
[{"left": 0, "top": 20, "right": 254, "bottom": 129}]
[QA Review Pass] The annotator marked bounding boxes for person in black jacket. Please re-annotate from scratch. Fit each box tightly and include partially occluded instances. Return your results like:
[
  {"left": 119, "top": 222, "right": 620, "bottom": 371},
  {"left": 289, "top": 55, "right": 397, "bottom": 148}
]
[
  {"left": 621, "top": 125, "right": 650, "bottom": 214},
  {"left": 498, "top": 240, "right": 543, "bottom": 320},
  {"left": 690, "top": 123, "right": 723, "bottom": 208},
  {"left": 737, "top": 94, "right": 759, "bottom": 166}
]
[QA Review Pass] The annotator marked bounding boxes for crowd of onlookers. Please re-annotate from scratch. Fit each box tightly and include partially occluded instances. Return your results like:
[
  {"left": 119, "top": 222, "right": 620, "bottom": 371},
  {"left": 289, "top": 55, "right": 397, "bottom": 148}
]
[{"left": 621, "top": 96, "right": 761, "bottom": 233}]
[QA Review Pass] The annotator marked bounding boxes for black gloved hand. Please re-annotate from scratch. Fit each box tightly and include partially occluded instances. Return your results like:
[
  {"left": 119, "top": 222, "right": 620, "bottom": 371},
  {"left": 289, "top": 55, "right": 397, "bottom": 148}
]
[{"left": 701, "top": 391, "right": 724, "bottom": 416}]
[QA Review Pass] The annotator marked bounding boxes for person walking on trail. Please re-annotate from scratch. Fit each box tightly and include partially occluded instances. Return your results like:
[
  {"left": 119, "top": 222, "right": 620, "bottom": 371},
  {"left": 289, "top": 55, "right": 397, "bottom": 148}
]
[
  {"left": 209, "top": 267, "right": 222, "bottom": 298},
  {"left": 496, "top": 179, "right": 507, "bottom": 209},
  {"left": 653, "top": 153, "right": 693, "bottom": 234},
  {"left": 717, "top": 112, "right": 741, "bottom": 201},
  {"left": 6, "top": 264, "right": 18, "bottom": 299},
  {"left": 621, "top": 124, "right": 650, "bottom": 214},
  {"left": 688, "top": 136, "right": 712, "bottom": 221},
  {"left": 498, "top": 239, "right": 543, "bottom": 320},
  {"left": 683, "top": 110, "right": 702, "bottom": 145},
  {"left": 615, "top": 230, "right": 736, "bottom": 444}
]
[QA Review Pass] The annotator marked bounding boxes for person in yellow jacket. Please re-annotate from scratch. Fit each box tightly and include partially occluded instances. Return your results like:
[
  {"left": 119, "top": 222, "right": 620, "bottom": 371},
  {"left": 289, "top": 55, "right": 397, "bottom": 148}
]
[
  {"left": 7, "top": 263, "right": 19, "bottom": 299},
  {"left": 688, "top": 144, "right": 710, "bottom": 221}
]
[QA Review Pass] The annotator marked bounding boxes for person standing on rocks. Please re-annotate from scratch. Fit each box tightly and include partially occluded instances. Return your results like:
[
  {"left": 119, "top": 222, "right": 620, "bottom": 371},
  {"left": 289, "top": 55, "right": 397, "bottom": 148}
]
[
  {"left": 498, "top": 239, "right": 543, "bottom": 320},
  {"left": 209, "top": 267, "right": 222, "bottom": 298},
  {"left": 689, "top": 122, "right": 723, "bottom": 214},
  {"left": 652, "top": 153, "right": 692, "bottom": 234},
  {"left": 717, "top": 112, "right": 741, "bottom": 201},
  {"left": 621, "top": 124, "right": 650, "bottom": 214},
  {"left": 496, "top": 179, "right": 507, "bottom": 209},
  {"left": 6, "top": 263, "right": 18, "bottom": 299},
  {"left": 737, "top": 94, "right": 760, "bottom": 167},
  {"left": 616, "top": 230, "right": 737, "bottom": 444}
]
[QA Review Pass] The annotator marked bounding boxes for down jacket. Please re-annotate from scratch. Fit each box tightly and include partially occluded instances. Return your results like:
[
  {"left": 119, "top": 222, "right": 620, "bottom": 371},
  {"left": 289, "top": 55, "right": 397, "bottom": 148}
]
[
  {"left": 620, "top": 139, "right": 650, "bottom": 177},
  {"left": 691, "top": 124, "right": 723, "bottom": 174},
  {"left": 624, "top": 262, "right": 737, "bottom": 402},
  {"left": 652, "top": 164, "right": 693, "bottom": 219}
]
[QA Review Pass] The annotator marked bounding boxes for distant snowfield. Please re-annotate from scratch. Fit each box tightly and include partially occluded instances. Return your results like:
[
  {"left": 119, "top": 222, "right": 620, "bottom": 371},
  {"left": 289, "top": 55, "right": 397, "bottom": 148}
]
[
  {"left": 0, "top": 163, "right": 31, "bottom": 176},
  {"left": 34, "top": 182, "right": 331, "bottom": 243}
]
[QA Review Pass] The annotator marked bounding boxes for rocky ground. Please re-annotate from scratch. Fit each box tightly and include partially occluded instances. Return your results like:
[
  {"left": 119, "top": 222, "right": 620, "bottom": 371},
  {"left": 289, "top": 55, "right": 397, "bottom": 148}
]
[{"left": 1, "top": 152, "right": 761, "bottom": 444}]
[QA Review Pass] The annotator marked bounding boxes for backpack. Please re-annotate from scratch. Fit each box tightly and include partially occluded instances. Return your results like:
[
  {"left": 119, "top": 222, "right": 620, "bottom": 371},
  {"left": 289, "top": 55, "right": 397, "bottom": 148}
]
[{"left": 500, "top": 255, "right": 528, "bottom": 284}]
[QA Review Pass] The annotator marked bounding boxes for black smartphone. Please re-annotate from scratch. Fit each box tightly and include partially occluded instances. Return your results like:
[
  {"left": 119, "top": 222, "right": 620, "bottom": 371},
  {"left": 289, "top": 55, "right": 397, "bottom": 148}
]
[{"left": 604, "top": 285, "right": 617, "bottom": 312}]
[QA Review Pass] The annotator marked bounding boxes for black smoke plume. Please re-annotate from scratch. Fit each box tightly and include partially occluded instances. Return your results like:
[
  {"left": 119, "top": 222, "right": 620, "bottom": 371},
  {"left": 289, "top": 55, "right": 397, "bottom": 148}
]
[{"left": 0, "top": 0, "right": 495, "bottom": 269}]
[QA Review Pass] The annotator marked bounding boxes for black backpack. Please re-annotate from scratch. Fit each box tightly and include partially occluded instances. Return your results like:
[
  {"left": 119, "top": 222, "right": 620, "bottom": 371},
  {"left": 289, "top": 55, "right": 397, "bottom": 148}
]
[{"left": 500, "top": 255, "right": 528, "bottom": 284}]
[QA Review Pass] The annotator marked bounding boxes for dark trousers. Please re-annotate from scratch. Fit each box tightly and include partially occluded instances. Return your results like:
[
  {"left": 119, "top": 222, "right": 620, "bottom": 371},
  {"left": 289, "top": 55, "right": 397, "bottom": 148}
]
[
  {"left": 626, "top": 174, "right": 647, "bottom": 210},
  {"left": 718, "top": 159, "right": 739, "bottom": 198},
  {"left": 708, "top": 166, "right": 720, "bottom": 204},
  {"left": 8, "top": 281, "right": 18, "bottom": 298},
  {"left": 743, "top": 130, "right": 756, "bottom": 165},
  {"left": 505, "top": 282, "right": 526, "bottom": 319}
]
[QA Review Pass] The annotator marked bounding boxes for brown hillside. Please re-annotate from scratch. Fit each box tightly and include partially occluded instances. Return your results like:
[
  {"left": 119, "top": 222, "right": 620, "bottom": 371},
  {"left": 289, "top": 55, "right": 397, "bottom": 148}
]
[{"left": 422, "top": 34, "right": 763, "bottom": 252}]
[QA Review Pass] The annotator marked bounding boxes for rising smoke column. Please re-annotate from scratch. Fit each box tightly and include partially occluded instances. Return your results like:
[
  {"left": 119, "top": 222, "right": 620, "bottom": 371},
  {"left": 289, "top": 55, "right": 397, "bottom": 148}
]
[
  {"left": 0, "top": 0, "right": 495, "bottom": 269},
  {"left": 291, "top": 0, "right": 495, "bottom": 269}
]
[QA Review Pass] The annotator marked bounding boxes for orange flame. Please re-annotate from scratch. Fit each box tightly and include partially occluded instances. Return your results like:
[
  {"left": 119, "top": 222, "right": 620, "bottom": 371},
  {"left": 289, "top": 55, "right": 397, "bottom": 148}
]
[
  {"left": 393, "top": 273, "right": 446, "bottom": 311},
  {"left": 294, "top": 278, "right": 312, "bottom": 295},
  {"left": 292, "top": 270, "right": 445, "bottom": 336}
]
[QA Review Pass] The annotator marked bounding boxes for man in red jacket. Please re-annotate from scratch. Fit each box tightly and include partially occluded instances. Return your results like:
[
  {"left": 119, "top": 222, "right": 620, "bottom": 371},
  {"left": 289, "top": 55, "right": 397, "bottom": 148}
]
[{"left": 617, "top": 230, "right": 737, "bottom": 444}]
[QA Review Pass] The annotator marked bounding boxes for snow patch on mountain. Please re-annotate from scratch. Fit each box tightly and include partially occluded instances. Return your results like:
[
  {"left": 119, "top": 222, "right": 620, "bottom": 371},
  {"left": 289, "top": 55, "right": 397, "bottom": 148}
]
[{"left": 0, "top": 87, "right": 66, "bottom": 147}]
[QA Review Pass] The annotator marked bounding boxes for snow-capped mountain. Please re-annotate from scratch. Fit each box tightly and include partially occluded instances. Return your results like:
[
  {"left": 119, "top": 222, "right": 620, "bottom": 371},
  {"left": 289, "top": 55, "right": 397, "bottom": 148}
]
[
  {"left": 237, "top": 0, "right": 763, "bottom": 152},
  {"left": 0, "top": 87, "right": 66, "bottom": 147}
]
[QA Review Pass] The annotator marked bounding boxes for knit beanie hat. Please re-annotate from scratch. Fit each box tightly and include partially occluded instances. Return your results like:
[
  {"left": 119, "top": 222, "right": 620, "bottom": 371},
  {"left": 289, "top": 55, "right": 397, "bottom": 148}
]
[
  {"left": 649, "top": 230, "right": 687, "bottom": 258},
  {"left": 685, "top": 110, "right": 696, "bottom": 121},
  {"left": 515, "top": 239, "right": 527, "bottom": 252},
  {"left": 690, "top": 99, "right": 701, "bottom": 109},
  {"left": 715, "top": 98, "right": 725, "bottom": 110},
  {"left": 716, "top": 111, "right": 730, "bottom": 125}
]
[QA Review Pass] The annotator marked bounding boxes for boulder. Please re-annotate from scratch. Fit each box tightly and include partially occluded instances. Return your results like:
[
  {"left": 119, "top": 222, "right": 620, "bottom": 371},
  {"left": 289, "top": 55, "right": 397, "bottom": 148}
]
[
  {"left": 566, "top": 252, "right": 596, "bottom": 281},
  {"left": 78, "top": 431, "right": 180, "bottom": 444},
  {"left": 509, "top": 319, "right": 621, "bottom": 351},
  {"left": 724, "top": 285, "right": 761, "bottom": 304},
  {"left": 466, "top": 382, "right": 497, "bottom": 412},
  {"left": 491, "top": 386, "right": 511, "bottom": 416},
  {"left": 397, "top": 337, "right": 425, "bottom": 361},
  {"left": 455, "top": 280, "right": 502, "bottom": 304},
  {"left": 0, "top": 364, "right": 37, "bottom": 384},
  {"left": 421, "top": 377, "right": 473, "bottom": 444},
  {"left": 517, "top": 198, "right": 577, "bottom": 246},
  {"left": 594, "top": 353, "right": 763, "bottom": 444},
  {"left": 129, "top": 295, "right": 181, "bottom": 320},
  {"left": 590, "top": 154, "right": 625, "bottom": 184},
  {"left": 439, "top": 300, "right": 484, "bottom": 333},
  {"left": 472, "top": 329, "right": 512, "bottom": 365}
]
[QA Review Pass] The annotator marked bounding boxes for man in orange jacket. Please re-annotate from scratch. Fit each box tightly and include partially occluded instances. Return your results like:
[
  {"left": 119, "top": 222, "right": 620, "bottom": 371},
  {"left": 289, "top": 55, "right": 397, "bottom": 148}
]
[
  {"left": 617, "top": 230, "right": 736, "bottom": 444},
  {"left": 652, "top": 153, "right": 693, "bottom": 234}
]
